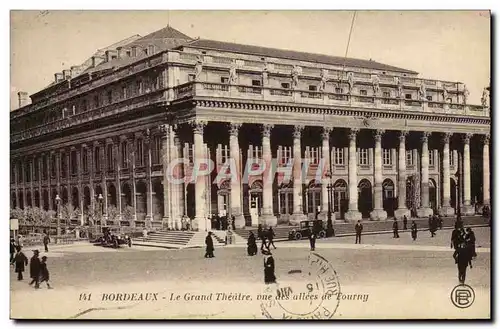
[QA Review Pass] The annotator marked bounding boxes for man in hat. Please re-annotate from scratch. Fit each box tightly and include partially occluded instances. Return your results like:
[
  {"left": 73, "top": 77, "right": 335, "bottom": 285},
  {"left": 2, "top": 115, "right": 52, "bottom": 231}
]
[
  {"left": 43, "top": 233, "right": 50, "bottom": 253},
  {"left": 39, "top": 256, "right": 52, "bottom": 289},
  {"left": 355, "top": 220, "right": 363, "bottom": 244},
  {"left": 29, "top": 249, "right": 41, "bottom": 288},
  {"left": 10, "top": 238, "right": 16, "bottom": 264},
  {"left": 308, "top": 227, "right": 317, "bottom": 251},
  {"left": 262, "top": 249, "right": 276, "bottom": 284},
  {"left": 392, "top": 219, "right": 399, "bottom": 238},
  {"left": 13, "top": 246, "right": 28, "bottom": 281},
  {"left": 205, "top": 232, "right": 214, "bottom": 258}
]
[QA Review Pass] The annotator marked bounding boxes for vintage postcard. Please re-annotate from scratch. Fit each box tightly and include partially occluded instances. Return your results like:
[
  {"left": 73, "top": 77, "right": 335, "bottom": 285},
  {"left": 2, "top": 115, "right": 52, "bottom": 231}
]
[{"left": 9, "top": 10, "right": 490, "bottom": 319}]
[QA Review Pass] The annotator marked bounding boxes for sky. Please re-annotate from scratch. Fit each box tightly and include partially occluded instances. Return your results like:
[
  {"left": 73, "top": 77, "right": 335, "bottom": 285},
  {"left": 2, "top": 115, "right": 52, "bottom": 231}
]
[{"left": 10, "top": 10, "right": 491, "bottom": 110}]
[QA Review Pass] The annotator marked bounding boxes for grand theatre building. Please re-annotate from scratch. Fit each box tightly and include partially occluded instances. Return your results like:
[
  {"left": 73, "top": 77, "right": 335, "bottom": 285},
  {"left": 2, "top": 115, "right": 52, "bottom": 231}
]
[{"left": 10, "top": 26, "right": 491, "bottom": 231}]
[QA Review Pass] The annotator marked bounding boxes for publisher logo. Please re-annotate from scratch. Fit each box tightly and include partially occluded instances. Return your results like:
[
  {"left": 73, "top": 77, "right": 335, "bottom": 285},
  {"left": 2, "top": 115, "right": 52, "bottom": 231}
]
[{"left": 450, "top": 284, "right": 475, "bottom": 309}]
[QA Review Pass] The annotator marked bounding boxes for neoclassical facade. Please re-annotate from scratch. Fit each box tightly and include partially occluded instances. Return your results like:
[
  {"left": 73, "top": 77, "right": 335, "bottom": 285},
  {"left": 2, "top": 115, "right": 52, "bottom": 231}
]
[{"left": 10, "top": 26, "right": 491, "bottom": 230}]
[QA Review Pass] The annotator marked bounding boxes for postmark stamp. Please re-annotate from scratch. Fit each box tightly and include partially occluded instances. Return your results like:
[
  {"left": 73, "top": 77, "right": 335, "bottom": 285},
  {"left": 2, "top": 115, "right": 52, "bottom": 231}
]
[{"left": 260, "top": 252, "right": 341, "bottom": 319}]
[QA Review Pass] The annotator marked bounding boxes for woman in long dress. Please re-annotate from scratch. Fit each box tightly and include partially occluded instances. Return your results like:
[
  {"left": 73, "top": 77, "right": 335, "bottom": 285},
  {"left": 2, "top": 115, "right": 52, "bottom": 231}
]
[
  {"left": 247, "top": 232, "right": 257, "bottom": 256},
  {"left": 263, "top": 250, "right": 276, "bottom": 284}
]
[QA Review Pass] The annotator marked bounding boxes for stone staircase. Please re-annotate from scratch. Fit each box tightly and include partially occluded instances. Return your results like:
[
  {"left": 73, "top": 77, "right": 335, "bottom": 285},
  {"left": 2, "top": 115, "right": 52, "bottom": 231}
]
[
  {"left": 132, "top": 230, "right": 226, "bottom": 249},
  {"left": 234, "top": 226, "right": 296, "bottom": 242}
]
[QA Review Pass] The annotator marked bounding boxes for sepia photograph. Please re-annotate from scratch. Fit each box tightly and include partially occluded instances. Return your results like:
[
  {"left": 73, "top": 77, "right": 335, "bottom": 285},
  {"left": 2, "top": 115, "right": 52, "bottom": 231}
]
[{"left": 9, "top": 10, "right": 491, "bottom": 320}]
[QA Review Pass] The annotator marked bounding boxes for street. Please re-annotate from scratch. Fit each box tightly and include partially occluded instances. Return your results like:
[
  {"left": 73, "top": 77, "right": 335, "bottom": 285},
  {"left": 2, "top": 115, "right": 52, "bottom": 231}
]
[{"left": 10, "top": 227, "right": 490, "bottom": 319}]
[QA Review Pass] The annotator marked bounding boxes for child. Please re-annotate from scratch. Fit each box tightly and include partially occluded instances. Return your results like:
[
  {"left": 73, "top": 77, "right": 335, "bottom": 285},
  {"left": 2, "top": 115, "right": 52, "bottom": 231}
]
[{"left": 39, "top": 256, "right": 52, "bottom": 289}]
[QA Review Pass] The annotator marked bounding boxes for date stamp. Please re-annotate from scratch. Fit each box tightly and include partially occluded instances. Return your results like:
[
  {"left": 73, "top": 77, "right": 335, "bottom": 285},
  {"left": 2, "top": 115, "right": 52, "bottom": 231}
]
[{"left": 260, "top": 252, "right": 341, "bottom": 319}]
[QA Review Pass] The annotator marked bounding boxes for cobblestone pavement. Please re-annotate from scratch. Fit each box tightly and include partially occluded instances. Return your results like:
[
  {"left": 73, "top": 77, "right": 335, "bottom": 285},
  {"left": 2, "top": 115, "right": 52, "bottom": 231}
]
[{"left": 10, "top": 228, "right": 490, "bottom": 319}]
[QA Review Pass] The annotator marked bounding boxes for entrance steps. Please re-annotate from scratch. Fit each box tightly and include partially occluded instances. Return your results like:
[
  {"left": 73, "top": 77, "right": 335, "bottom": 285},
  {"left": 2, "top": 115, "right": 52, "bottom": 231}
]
[
  {"left": 233, "top": 226, "right": 296, "bottom": 242},
  {"left": 132, "top": 230, "right": 227, "bottom": 249}
]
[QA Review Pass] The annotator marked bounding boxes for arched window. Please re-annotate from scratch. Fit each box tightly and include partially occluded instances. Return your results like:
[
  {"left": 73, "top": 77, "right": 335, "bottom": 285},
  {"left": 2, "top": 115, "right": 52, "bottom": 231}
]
[{"left": 307, "top": 180, "right": 321, "bottom": 214}]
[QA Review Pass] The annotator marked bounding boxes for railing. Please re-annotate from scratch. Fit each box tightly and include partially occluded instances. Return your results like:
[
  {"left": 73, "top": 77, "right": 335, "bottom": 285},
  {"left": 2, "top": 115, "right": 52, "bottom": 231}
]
[
  {"left": 404, "top": 100, "right": 422, "bottom": 107},
  {"left": 202, "top": 83, "right": 229, "bottom": 92},
  {"left": 237, "top": 86, "right": 262, "bottom": 94},
  {"left": 270, "top": 88, "right": 292, "bottom": 96},
  {"left": 381, "top": 98, "right": 399, "bottom": 105},
  {"left": 428, "top": 102, "right": 444, "bottom": 108},
  {"left": 212, "top": 56, "right": 233, "bottom": 65},
  {"left": 301, "top": 91, "right": 322, "bottom": 99},
  {"left": 327, "top": 94, "right": 349, "bottom": 101},
  {"left": 450, "top": 103, "right": 464, "bottom": 110},
  {"left": 355, "top": 96, "right": 375, "bottom": 103},
  {"left": 175, "top": 83, "right": 194, "bottom": 99}
]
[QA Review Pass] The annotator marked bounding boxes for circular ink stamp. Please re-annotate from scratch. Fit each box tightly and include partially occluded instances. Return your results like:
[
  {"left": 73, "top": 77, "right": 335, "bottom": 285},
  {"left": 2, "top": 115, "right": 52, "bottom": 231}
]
[{"left": 260, "top": 252, "right": 341, "bottom": 319}]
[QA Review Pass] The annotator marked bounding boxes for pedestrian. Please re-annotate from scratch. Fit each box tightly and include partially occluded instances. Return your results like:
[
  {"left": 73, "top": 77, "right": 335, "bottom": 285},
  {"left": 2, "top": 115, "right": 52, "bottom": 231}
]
[
  {"left": 10, "top": 238, "right": 16, "bottom": 264},
  {"left": 29, "top": 250, "right": 41, "bottom": 289},
  {"left": 308, "top": 228, "right": 316, "bottom": 251},
  {"left": 465, "top": 227, "right": 477, "bottom": 259},
  {"left": 247, "top": 231, "right": 258, "bottom": 256},
  {"left": 204, "top": 232, "right": 215, "bottom": 258},
  {"left": 13, "top": 246, "right": 28, "bottom": 281},
  {"left": 39, "top": 256, "right": 52, "bottom": 289},
  {"left": 267, "top": 226, "right": 276, "bottom": 249},
  {"left": 355, "top": 220, "right": 363, "bottom": 244},
  {"left": 43, "top": 233, "right": 50, "bottom": 252},
  {"left": 403, "top": 216, "right": 408, "bottom": 231},
  {"left": 411, "top": 221, "right": 418, "bottom": 241},
  {"left": 262, "top": 250, "right": 276, "bottom": 284},
  {"left": 452, "top": 228, "right": 466, "bottom": 263},
  {"left": 455, "top": 241, "right": 472, "bottom": 284},
  {"left": 392, "top": 219, "right": 399, "bottom": 238},
  {"left": 142, "top": 228, "right": 148, "bottom": 242},
  {"left": 231, "top": 215, "right": 236, "bottom": 230},
  {"left": 127, "top": 235, "right": 132, "bottom": 248}
]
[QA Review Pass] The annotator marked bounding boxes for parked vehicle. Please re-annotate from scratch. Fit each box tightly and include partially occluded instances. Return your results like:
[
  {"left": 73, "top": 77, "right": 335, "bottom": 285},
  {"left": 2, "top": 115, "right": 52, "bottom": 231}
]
[
  {"left": 92, "top": 227, "right": 130, "bottom": 248},
  {"left": 288, "top": 220, "right": 326, "bottom": 240}
]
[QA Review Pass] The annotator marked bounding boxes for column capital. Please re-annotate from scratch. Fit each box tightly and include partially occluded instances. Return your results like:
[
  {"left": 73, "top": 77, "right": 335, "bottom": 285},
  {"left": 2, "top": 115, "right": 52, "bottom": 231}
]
[
  {"left": 442, "top": 132, "right": 453, "bottom": 144},
  {"left": 262, "top": 124, "right": 274, "bottom": 138},
  {"left": 463, "top": 133, "right": 473, "bottom": 145},
  {"left": 483, "top": 134, "right": 490, "bottom": 145},
  {"left": 81, "top": 143, "right": 88, "bottom": 149},
  {"left": 374, "top": 129, "right": 385, "bottom": 142},
  {"left": 293, "top": 125, "right": 304, "bottom": 139},
  {"left": 321, "top": 127, "right": 333, "bottom": 140},
  {"left": 399, "top": 130, "right": 409, "bottom": 142},
  {"left": 159, "top": 123, "right": 171, "bottom": 135},
  {"left": 349, "top": 128, "right": 359, "bottom": 141},
  {"left": 228, "top": 122, "right": 242, "bottom": 137},
  {"left": 421, "top": 131, "right": 431, "bottom": 143},
  {"left": 191, "top": 120, "right": 207, "bottom": 135}
]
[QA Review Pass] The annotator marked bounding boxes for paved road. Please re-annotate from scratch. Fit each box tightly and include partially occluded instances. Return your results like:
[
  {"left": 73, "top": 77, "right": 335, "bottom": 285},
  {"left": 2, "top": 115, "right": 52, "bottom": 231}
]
[{"left": 10, "top": 228, "right": 490, "bottom": 319}]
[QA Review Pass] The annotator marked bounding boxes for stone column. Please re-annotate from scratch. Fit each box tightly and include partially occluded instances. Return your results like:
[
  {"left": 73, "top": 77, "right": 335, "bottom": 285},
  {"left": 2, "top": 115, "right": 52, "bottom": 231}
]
[
  {"left": 260, "top": 124, "right": 277, "bottom": 226},
  {"left": 115, "top": 137, "right": 124, "bottom": 223},
  {"left": 291, "top": 125, "right": 306, "bottom": 224},
  {"left": 460, "top": 133, "right": 474, "bottom": 215},
  {"left": 99, "top": 144, "right": 108, "bottom": 219},
  {"left": 394, "top": 131, "right": 411, "bottom": 219},
  {"left": 319, "top": 127, "right": 334, "bottom": 221},
  {"left": 229, "top": 123, "right": 245, "bottom": 228},
  {"left": 483, "top": 134, "right": 490, "bottom": 206},
  {"left": 174, "top": 136, "right": 185, "bottom": 229},
  {"left": 417, "top": 131, "right": 433, "bottom": 217},
  {"left": 160, "top": 124, "right": 172, "bottom": 229},
  {"left": 439, "top": 133, "right": 454, "bottom": 216},
  {"left": 47, "top": 154, "right": 52, "bottom": 211},
  {"left": 38, "top": 155, "right": 43, "bottom": 209},
  {"left": 76, "top": 147, "right": 84, "bottom": 225},
  {"left": 145, "top": 133, "right": 154, "bottom": 228},
  {"left": 30, "top": 156, "right": 34, "bottom": 206},
  {"left": 89, "top": 143, "right": 95, "bottom": 214},
  {"left": 129, "top": 138, "right": 137, "bottom": 224},
  {"left": 370, "top": 129, "right": 387, "bottom": 220},
  {"left": 345, "top": 128, "right": 362, "bottom": 222},
  {"left": 192, "top": 121, "right": 208, "bottom": 231}
]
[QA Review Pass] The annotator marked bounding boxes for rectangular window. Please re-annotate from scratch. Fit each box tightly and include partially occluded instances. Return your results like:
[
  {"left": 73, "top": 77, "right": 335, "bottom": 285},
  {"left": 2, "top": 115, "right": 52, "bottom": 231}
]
[
  {"left": 221, "top": 77, "right": 229, "bottom": 84},
  {"left": 136, "top": 80, "right": 143, "bottom": 94},
  {"left": 221, "top": 147, "right": 229, "bottom": 164},
  {"left": 426, "top": 95, "right": 433, "bottom": 101},
  {"left": 94, "top": 147, "right": 101, "bottom": 172},
  {"left": 360, "top": 89, "right": 367, "bottom": 96},
  {"left": 82, "top": 149, "right": 88, "bottom": 173},
  {"left": 50, "top": 154, "right": 56, "bottom": 178},
  {"left": 107, "top": 91, "right": 113, "bottom": 104},
  {"left": 126, "top": 50, "right": 131, "bottom": 57},
  {"left": 70, "top": 150, "right": 77, "bottom": 175},
  {"left": 81, "top": 99, "right": 88, "bottom": 112},
  {"left": 61, "top": 153, "right": 67, "bottom": 178},
  {"left": 335, "top": 88, "right": 343, "bottom": 94},
  {"left": 309, "top": 85, "right": 317, "bottom": 92},
  {"left": 152, "top": 136, "right": 161, "bottom": 165},
  {"left": 136, "top": 139, "right": 144, "bottom": 167},
  {"left": 252, "top": 80, "right": 261, "bottom": 87},
  {"left": 121, "top": 141, "right": 128, "bottom": 168},
  {"left": 121, "top": 86, "right": 127, "bottom": 99},
  {"left": 309, "top": 148, "right": 319, "bottom": 164},
  {"left": 429, "top": 150, "right": 434, "bottom": 167},
  {"left": 281, "top": 147, "right": 292, "bottom": 164},
  {"left": 405, "top": 93, "right": 412, "bottom": 100},
  {"left": 358, "top": 149, "right": 369, "bottom": 165},
  {"left": 334, "top": 148, "right": 344, "bottom": 165},
  {"left": 383, "top": 149, "right": 392, "bottom": 165},
  {"left": 281, "top": 82, "right": 290, "bottom": 89},
  {"left": 406, "top": 150, "right": 413, "bottom": 166},
  {"left": 94, "top": 95, "right": 100, "bottom": 108},
  {"left": 383, "top": 91, "right": 390, "bottom": 98},
  {"left": 106, "top": 144, "right": 113, "bottom": 171},
  {"left": 111, "top": 55, "right": 117, "bottom": 60},
  {"left": 188, "top": 74, "right": 196, "bottom": 82}
]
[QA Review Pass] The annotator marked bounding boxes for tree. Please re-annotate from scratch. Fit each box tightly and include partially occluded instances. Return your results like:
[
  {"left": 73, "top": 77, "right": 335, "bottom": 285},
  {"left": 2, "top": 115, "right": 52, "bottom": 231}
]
[
  {"left": 122, "top": 206, "right": 135, "bottom": 221},
  {"left": 107, "top": 205, "right": 120, "bottom": 223}
]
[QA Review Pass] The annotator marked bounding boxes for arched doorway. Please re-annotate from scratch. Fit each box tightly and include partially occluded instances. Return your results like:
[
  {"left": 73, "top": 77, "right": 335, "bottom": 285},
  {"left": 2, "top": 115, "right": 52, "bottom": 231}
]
[
  {"left": 83, "top": 186, "right": 91, "bottom": 216},
  {"left": 249, "top": 180, "right": 263, "bottom": 226},
  {"left": 136, "top": 181, "right": 147, "bottom": 221},
  {"left": 108, "top": 184, "right": 117, "bottom": 207},
  {"left": 153, "top": 180, "right": 164, "bottom": 220},
  {"left": 42, "top": 190, "right": 49, "bottom": 211},
  {"left": 121, "top": 183, "right": 133, "bottom": 209},
  {"left": 18, "top": 191, "right": 24, "bottom": 209},
  {"left": 382, "top": 179, "right": 396, "bottom": 218},
  {"left": 11, "top": 192, "right": 17, "bottom": 209},
  {"left": 429, "top": 178, "right": 437, "bottom": 211},
  {"left": 186, "top": 183, "right": 195, "bottom": 219},
  {"left": 333, "top": 179, "right": 348, "bottom": 220},
  {"left": 358, "top": 179, "right": 373, "bottom": 218},
  {"left": 71, "top": 187, "right": 79, "bottom": 210},
  {"left": 450, "top": 178, "right": 457, "bottom": 213},
  {"left": 26, "top": 191, "right": 32, "bottom": 207},
  {"left": 34, "top": 190, "right": 40, "bottom": 208},
  {"left": 51, "top": 189, "right": 57, "bottom": 211},
  {"left": 217, "top": 180, "right": 230, "bottom": 218},
  {"left": 307, "top": 180, "right": 321, "bottom": 218},
  {"left": 61, "top": 187, "right": 69, "bottom": 205},
  {"left": 278, "top": 181, "right": 293, "bottom": 220}
]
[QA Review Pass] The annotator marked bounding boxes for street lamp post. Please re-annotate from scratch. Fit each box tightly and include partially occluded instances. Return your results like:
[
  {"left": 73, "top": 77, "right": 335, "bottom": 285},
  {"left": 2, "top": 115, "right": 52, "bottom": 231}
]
[
  {"left": 97, "top": 193, "right": 103, "bottom": 230},
  {"left": 55, "top": 194, "right": 61, "bottom": 236},
  {"left": 326, "top": 178, "right": 334, "bottom": 237}
]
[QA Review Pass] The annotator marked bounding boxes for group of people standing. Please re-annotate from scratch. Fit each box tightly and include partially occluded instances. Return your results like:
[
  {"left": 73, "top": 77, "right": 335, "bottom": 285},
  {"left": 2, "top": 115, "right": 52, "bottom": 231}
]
[
  {"left": 451, "top": 222, "right": 477, "bottom": 284},
  {"left": 11, "top": 244, "right": 51, "bottom": 289}
]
